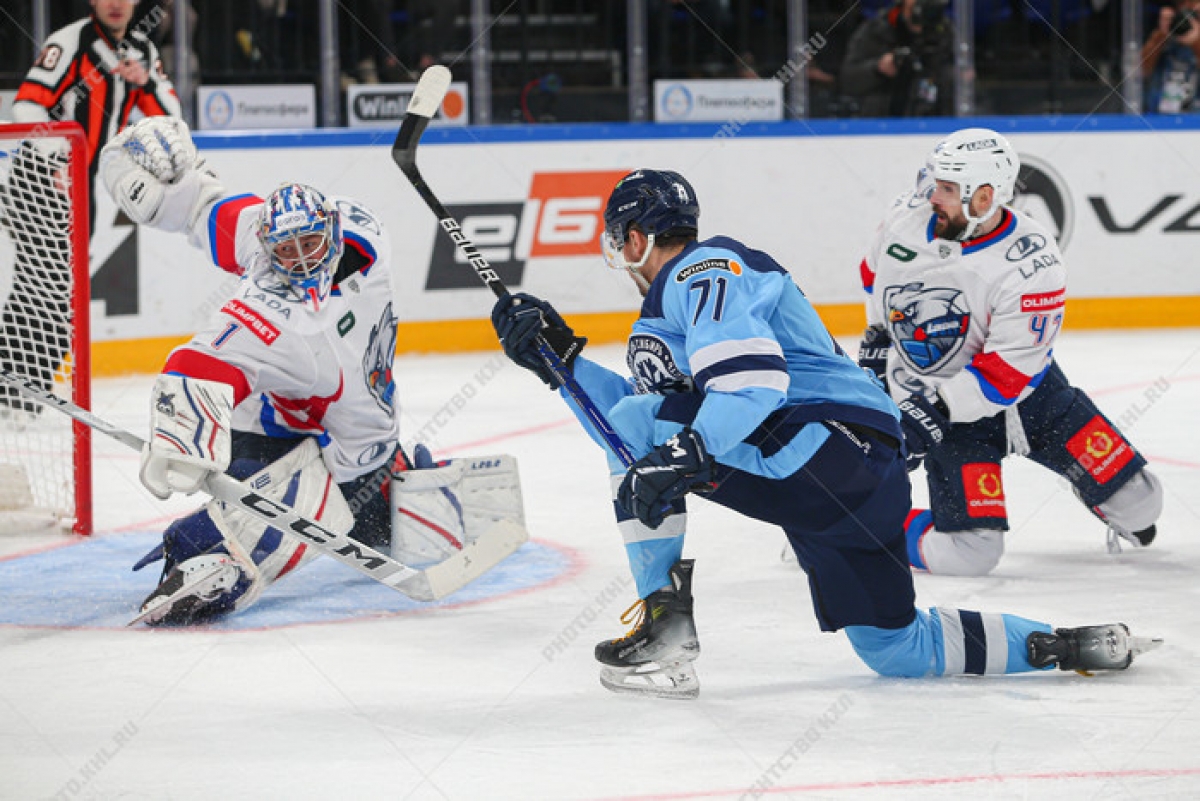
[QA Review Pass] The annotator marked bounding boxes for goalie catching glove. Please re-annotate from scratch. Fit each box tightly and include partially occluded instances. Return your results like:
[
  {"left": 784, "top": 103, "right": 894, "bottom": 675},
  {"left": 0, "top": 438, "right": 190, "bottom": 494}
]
[
  {"left": 99, "top": 116, "right": 224, "bottom": 232},
  {"left": 491, "top": 293, "right": 587, "bottom": 389},
  {"left": 140, "top": 374, "right": 233, "bottom": 500}
]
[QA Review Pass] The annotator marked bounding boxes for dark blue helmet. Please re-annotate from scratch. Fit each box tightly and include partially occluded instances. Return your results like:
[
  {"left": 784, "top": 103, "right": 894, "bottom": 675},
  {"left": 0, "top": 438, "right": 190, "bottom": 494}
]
[{"left": 602, "top": 169, "right": 699, "bottom": 252}]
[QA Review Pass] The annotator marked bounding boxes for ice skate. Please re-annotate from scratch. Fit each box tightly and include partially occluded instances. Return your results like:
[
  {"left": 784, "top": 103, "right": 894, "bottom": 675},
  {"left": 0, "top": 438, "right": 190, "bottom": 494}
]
[
  {"left": 595, "top": 559, "right": 700, "bottom": 700},
  {"left": 1074, "top": 488, "right": 1157, "bottom": 553},
  {"left": 1026, "top": 623, "right": 1163, "bottom": 673},
  {"left": 131, "top": 554, "right": 244, "bottom": 626}
]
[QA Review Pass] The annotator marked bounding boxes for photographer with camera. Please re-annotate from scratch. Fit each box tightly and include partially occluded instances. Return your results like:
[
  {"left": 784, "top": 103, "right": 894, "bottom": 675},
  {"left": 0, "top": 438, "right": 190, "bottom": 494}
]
[
  {"left": 1142, "top": 0, "right": 1200, "bottom": 113},
  {"left": 840, "top": 0, "right": 952, "bottom": 117}
]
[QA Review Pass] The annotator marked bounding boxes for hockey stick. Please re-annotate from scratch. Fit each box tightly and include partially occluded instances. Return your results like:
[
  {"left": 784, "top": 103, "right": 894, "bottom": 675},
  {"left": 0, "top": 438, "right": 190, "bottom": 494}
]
[
  {"left": 391, "top": 66, "right": 635, "bottom": 468},
  {"left": 0, "top": 369, "right": 526, "bottom": 602}
]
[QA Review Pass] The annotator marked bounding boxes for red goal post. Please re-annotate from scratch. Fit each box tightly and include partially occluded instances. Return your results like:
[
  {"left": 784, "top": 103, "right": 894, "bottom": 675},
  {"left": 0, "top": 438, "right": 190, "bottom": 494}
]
[{"left": 0, "top": 120, "right": 92, "bottom": 536}]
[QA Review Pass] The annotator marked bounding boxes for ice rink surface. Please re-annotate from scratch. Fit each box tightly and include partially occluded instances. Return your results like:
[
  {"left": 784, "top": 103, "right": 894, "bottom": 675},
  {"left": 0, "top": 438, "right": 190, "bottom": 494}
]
[{"left": 2, "top": 330, "right": 1199, "bottom": 800}]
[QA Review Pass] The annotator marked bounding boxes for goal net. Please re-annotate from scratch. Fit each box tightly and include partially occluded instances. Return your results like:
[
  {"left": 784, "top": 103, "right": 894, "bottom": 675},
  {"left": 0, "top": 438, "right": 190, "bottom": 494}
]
[{"left": 0, "top": 121, "right": 91, "bottom": 535}]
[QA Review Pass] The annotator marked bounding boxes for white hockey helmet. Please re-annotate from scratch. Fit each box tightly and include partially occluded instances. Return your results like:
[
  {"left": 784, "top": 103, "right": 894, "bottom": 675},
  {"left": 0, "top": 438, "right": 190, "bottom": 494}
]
[{"left": 931, "top": 128, "right": 1020, "bottom": 240}]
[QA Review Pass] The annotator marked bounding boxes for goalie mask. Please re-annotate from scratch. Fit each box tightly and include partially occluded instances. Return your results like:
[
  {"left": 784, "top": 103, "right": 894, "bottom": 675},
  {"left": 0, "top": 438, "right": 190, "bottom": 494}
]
[
  {"left": 931, "top": 128, "right": 1019, "bottom": 240},
  {"left": 258, "top": 183, "right": 343, "bottom": 309},
  {"left": 602, "top": 169, "right": 699, "bottom": 280}
]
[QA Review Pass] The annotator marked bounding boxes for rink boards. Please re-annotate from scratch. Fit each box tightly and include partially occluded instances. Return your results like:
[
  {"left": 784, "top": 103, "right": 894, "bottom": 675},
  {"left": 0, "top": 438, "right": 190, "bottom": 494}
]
[{"left": 22, "top": 115, "right": 1200, "bottom": 374}]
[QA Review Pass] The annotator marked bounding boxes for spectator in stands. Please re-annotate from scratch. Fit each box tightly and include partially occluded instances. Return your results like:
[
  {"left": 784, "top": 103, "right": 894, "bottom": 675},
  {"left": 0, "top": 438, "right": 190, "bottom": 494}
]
[
  {"left": 1142, "top": 0, "right": 1200, "bottom": 113},
  {"left": 342, "top": 0, "right": 405, "bottom": 84},
  {"left": 840, "top": 0, "right": 952, "bottom": 117},
  {"left": 406, "top": 0, "right": 460, "bottom": 73}
]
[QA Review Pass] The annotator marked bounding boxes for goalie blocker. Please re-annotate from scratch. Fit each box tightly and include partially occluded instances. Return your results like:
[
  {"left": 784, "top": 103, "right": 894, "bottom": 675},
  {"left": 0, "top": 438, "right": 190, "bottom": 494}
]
[{"left": 133, "top": 440, "right": 528, "bottom": 625}]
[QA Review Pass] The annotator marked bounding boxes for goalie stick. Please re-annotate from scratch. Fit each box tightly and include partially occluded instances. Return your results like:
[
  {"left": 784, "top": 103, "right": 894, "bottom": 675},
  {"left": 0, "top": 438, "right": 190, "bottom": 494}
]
[
  {"left": 0, "top": 368, "right": 526, "bottom": 603},
  {"left": 391, "top": 65, "right": 635, "bottom": 468}
]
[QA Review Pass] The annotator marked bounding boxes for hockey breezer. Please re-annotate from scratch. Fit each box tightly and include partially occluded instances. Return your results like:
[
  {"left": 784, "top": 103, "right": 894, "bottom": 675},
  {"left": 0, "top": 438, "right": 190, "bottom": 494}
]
[
  {"left": 391, "top": 65, "right": 634, "bottom": 467},
  {"left": 0, "top": 368, "right": 519, "bottom": 603}
]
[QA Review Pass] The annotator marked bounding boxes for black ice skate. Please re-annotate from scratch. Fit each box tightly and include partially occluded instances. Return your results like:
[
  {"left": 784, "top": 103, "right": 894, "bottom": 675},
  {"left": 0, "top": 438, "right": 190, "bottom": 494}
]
[
  {"left": 130, "top": 554, "right": 244, "bottom": 626},
  {"left": 1075, "top": 489, "right": 1156, "bottom": 553},
  {"left": 1027, "top": 624, "right": 1163, "bottom": 673},
  {"left": 595, "top": 559, "right": 700, "bottom": 700}
]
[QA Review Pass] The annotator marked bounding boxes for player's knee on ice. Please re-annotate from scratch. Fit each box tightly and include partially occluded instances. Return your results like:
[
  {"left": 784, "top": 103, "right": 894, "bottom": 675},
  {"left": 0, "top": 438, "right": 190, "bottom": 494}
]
[{"left": 907, "top": 516, "right": 1004, "bottom": 576}]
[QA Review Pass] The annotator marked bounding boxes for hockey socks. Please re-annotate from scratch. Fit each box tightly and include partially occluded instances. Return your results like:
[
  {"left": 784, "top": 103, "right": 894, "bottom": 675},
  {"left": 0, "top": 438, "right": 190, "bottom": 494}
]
[{"left": 845, "top": 607, "right": 1053, "bottom": 677}]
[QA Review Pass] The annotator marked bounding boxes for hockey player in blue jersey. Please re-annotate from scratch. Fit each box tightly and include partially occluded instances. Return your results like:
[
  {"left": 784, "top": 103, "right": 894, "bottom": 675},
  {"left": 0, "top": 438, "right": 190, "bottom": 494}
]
[{"left": 491, "top": 168, "right": 1159, "bottom": 699}]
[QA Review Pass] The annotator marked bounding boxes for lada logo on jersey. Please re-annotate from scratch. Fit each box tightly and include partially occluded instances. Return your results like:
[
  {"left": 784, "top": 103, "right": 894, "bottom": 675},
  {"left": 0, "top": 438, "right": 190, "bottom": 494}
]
[
  {"left": 675, "top": 258, "right": 742, "bottom": 282},
  {"left": 1005, "top": 233, "right": 1047, "bottom": 262},
  {"left": 627, "top": 334, "right": 692, "bottom": 395},
  {"left": 883, "top": 283, "right": 971, "bottom": 373},
  {"left": 425, "top": 170, "right": 630, "bottom": 290}
]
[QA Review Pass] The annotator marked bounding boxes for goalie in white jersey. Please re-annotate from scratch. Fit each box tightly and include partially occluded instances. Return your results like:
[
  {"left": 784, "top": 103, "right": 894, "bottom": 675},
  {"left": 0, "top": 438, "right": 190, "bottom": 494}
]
[
  {"left": 858, "top": 128, "right": 1163, "bottom": 576},
  {"left": 99, "top": 118, "right": 526, "bottom": 624}
]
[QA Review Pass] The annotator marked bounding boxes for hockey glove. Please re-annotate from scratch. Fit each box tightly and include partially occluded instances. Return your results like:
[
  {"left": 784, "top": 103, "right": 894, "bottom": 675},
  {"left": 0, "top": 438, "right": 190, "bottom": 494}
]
[
  {"left": 858, "top": 325, "right": 891, "bottom": 387},
  {"left": 140, "top": 374, "right": 234, "bottom": 500},
  {"left": 491, "top": 293, "right": 587, "bottom": 389},
  {"left": 897, "top": 392, "right": 950, "bottom": 472},
  {"left": 618, "top": 428, "right": 716, "bottom": 529}
]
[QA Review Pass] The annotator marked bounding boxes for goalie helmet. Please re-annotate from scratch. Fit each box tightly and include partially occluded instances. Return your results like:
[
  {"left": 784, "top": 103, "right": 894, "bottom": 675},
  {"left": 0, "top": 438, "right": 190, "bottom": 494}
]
[
  {"left": 931, "top": 128, "right": 1020, "bottom": 240},
  {"left": 258, "top": 183, "right": 343, "bottom": 308},
  {"left": 602, "top": 169, "right": 699, "bottom": 274}
]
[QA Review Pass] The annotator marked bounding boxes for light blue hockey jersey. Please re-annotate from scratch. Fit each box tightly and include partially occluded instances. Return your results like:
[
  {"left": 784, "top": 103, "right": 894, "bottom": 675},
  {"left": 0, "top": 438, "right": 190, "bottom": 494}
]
[{"left": 571, "top": 236, "right": 901, "bottom": 478}]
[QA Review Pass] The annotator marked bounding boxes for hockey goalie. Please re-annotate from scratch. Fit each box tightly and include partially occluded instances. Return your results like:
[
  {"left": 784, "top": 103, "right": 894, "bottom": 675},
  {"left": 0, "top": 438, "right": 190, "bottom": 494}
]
[{"left": 99, "top": 117, "right": 527, "bottom": 625}]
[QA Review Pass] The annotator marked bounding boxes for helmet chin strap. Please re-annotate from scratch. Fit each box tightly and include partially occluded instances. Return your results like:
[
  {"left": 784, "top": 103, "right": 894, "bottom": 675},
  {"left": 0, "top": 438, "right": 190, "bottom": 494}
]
[{"left": 956, "top": 191, "right": 998, "bottom": 241}]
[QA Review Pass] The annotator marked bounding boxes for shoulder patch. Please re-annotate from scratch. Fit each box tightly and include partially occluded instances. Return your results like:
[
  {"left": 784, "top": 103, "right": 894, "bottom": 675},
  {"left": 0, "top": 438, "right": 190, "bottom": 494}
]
[
  {"left": 221, "top": 299, "right": 281, "bottom": 345},
  {"left": 886, "top": 243, "right": 917, "bottom": 262},
  {"left": 36, "top": 44, "right": 63, "bottom": 71},
  {"left": 675, "top": 258, "right": 743, "bottom": 282},
  {"left": 627, "top": 333, "right": 692, "bottom": 394}
]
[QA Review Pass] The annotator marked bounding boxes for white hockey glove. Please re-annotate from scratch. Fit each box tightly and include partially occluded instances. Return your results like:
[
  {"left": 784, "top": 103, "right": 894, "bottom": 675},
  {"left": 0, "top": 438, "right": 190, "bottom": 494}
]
[
  {"left": 100, "top": 116, "right": 224, "bottom": 232},
  {"left": 140, "top": 375, "right": 234, "bottom": 500}
]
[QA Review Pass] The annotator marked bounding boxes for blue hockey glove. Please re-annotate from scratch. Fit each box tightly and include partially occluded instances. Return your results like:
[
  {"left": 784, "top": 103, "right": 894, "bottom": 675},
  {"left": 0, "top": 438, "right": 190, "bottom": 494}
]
[
  {"left": 491, "top": 293, "right": 587, "bottom": 389},
  {"left": 897, "top": 392, "right": 950, "bottom": 471},
  {"left": 618, "top": 428, "right": 716, "bottom": 529},
  {"left": 857, "top": 325, "right": 890, "bottom": 387}
]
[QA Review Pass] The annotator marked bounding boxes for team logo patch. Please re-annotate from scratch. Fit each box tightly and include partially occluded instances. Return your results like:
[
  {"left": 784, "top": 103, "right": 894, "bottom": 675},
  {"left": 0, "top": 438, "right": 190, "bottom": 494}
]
[
  {"left": 1066, "top": 415, "right": 1134, "bottom": 485},
  {"left": 336, "top": 199, "right": 382, "bottom": 235},
  {"left": 1021, "top": 289, "right": 1065, "bottom": 312},
  {"left": 883, "top": 283, "right": 971, "bottom": 373},
  {"left": 221, "top": 300, "right": 280, "bottom": 344},
  {"left": 675, "top": 258, "right": 742, "bottom": 282},
  {"left": 627, "top": 334, "right": 692, "bottom": 394},
  {"left": 962, "top": 463, "right": 1006, "bottom": 518},
  {"left": 362, "top": 302, "right": 398, "bottom": 412},
  {"left": 1005, "top": 233, "right": 1047, "bottom": 262}
]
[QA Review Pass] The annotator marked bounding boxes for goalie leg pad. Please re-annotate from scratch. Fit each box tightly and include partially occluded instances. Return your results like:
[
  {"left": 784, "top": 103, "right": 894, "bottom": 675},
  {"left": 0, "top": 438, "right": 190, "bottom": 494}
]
[
  {"left": 132, "top": 439, "right": 353, "bottom": 623},
  {"left": 390, "top": 454, "right": 525, "bottom": 568}
]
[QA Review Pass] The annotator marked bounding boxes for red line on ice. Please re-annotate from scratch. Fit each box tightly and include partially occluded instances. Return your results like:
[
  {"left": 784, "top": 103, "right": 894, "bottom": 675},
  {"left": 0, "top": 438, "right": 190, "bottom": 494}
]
[{"left": 593, "top": 766, "right": 1200, "bottom": 800}]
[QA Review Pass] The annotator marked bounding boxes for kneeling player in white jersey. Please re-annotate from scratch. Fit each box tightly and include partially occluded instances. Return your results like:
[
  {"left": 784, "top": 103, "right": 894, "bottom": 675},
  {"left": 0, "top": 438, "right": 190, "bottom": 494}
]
[
  {"left": 100, "top": 118, "right": 525, "bottom": 624},
  {"left": 857, "top": 128, "right": 1163, "bottom": 576}
]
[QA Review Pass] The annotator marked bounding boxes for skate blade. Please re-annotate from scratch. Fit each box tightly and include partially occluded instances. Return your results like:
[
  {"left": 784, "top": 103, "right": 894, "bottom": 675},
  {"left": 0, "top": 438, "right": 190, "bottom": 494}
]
[
  {"left": 1130, "top": 635, "right": 1164, "bottom": 659},
  {"left": 599, "top": 660, "right": 699, "bottom": 700},
  {"left": 127, "top": 561, "right": 237, "bottom": 626}
]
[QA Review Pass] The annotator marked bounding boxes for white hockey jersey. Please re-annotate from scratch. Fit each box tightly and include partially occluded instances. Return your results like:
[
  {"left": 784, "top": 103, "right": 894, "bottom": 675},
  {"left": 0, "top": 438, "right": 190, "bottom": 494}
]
[
  {"left": 162, "top": 193, "right": 400, "bottom": 483},
  {"left": 862, "top": 196, "right": 1066, "bottom": 424}
]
